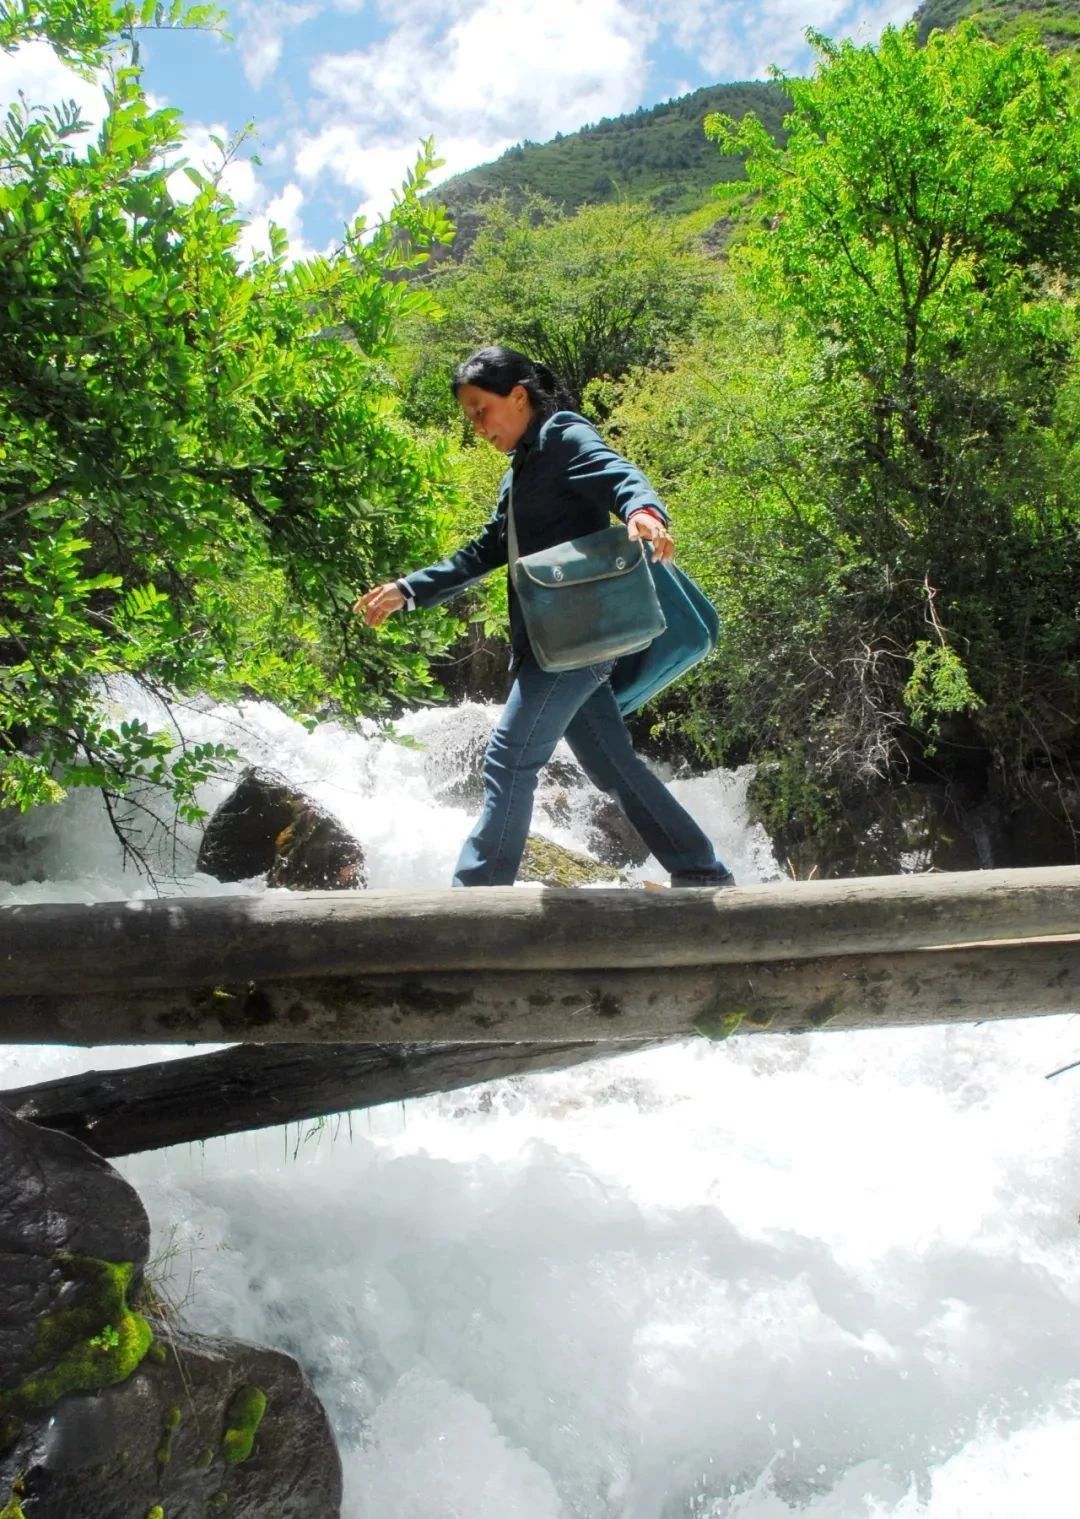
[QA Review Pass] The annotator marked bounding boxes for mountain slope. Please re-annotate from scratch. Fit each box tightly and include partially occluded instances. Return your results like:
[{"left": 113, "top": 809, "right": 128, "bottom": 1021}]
[
  {"left": 434, "top": 80, "right": 789, "bottom": 228},
  {"left": 914, "top": 0, "right": 1080, "bottom": 45},
  {"left": 433, "top": 1, "right": 1078, "bottom": 246}
]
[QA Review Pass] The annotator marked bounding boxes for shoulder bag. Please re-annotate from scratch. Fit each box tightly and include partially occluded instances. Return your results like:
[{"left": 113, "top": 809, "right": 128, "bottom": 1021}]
[
  {"left": 507, "top": 477, "right": 666, "bottom": 673},
  {"left": 610, "top": 561, "right": 721, "bottom": 715}
]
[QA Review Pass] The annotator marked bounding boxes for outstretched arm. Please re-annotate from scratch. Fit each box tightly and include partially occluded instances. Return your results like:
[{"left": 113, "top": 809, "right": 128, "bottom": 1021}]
[{"left": 353, "top": 492, "right": 509, "bottom": 627}]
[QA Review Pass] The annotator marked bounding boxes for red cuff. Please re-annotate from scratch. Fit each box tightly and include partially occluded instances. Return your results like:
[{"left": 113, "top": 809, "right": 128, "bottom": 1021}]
[{"left": 628, "top": 507, "right": 665, "bottom": 523}]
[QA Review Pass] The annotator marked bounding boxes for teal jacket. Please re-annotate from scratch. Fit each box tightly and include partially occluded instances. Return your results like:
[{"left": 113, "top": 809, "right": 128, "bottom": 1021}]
[{"left": 399, "top": 410, "right": 667, "bottom": 662}]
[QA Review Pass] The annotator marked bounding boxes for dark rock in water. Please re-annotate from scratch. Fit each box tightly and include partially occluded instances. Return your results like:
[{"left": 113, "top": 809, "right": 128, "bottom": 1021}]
[
  {"left": 0, "top": 1104, "right": 343, "bottom": 1519},
  {"left": 423, "top": 707, "right": 494, "bottom": 807},
  {"left": 543, "top": 756, "right": 588, "bottom": 791},
  {"left": 198, "top": 768, "right": 365, "bottom": 890},
  {"left": 753, "top": 769, "right": 1080, "bottom": 879},
  {"left": 583, "top": 797, "right": 651, "bottom": 869}
]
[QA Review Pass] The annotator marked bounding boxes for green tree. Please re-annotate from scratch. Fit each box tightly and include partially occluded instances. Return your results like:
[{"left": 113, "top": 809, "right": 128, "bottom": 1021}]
[
  {"left": 0, "top": 3, "right": 456, "bottom": 825},
  {"left": 402, "top": 196, "right": 719, "bottom": 423},
  {"left": 695, "top": 22, "right": 1080, "bottom": 811}
]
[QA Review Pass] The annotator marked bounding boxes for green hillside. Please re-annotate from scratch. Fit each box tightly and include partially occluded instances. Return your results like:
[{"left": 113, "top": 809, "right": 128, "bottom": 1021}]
[
  {"left": 914, "top": 0, "right": 1080, "bottom": 45},
  {"left": 436, "top": 1, "right": 1080, "bottom": 240},
  {"left": 434, "top": 80, "right": 789, "bottom": 228}
]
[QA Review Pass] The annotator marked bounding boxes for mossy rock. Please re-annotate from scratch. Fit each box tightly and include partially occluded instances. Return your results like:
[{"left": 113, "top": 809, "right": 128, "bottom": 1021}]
[
  {"left": 0, "top": 1106, "right": 342, "bottom": 1519},
  {"left": 519, "top": 834, "right": 623, "bottom": 887},
  {"left": 0, "top": 1253, "right": 153, "bottom": 1423}
]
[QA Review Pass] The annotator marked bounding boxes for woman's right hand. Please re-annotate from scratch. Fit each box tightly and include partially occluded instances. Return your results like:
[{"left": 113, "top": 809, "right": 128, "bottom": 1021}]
[{"left": 353, "top": 582, "right": 405, "bottom": 628}]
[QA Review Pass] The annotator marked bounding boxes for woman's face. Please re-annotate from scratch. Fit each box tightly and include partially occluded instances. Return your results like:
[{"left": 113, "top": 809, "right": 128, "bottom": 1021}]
[{"left": 456, "top": 382, "right": 533, "bottom": 453}]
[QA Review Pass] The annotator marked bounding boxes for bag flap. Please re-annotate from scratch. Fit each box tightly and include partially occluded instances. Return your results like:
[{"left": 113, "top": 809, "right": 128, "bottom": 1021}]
[{"left": 516, "top": 525, "right": 645, "bottom": 589}]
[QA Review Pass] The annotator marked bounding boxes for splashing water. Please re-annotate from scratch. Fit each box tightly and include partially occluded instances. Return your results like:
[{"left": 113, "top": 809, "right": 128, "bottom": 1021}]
[{"left": 2, "top": 690, "right": 1079, "bottom": 1518}]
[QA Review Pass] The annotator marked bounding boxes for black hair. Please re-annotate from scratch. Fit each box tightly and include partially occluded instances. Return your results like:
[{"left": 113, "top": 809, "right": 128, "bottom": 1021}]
[{"left": 450, "top": 345, "right": 574, "bottom": 418}]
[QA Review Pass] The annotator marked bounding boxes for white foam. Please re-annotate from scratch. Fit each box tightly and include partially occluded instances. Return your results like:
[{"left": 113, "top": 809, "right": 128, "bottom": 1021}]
[{"left": 3, "top": 691, "right": 1079, "bottom": 1516}]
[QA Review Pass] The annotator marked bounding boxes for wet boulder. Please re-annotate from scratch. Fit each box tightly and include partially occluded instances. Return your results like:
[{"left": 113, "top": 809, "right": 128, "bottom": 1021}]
[
  {"left": 535, "top": 778, "right": 650, "bottom": 871},
  {"left": 582, "top": 797, "right": 651, "bottom": 870},
  {"left": 520, "top": 834, "right": 622, "bottom": 887},
  {"left": 422, "top": 706, "right": 494, "bottom": 807},
  {"left": 198, "top": 768, "right": 365, "bottom": 890},
  {"left": 0, "top": 1105, "right": 342, "bottom": 1519}
]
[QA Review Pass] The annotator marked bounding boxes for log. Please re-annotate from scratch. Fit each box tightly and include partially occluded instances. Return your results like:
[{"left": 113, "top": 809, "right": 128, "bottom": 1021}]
[
  {"left": 1, "top": 939, "right": 1076, "bottom": 1046},
  {"left": 0, "top": 1037, "right": 662, "bottom": 1158},
  {"left": 1, "top": 869, "right": 1079, "bottom": 995}
]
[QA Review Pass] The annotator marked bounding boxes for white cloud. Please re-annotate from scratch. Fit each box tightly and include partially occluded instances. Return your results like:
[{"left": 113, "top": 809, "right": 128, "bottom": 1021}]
[
  {"left": 0, "top": 39, "right": 108, "bottom": 139},
  {"left": 295, "top": 124, "right": 491, "bottom": 189},
  {"left": 293, "top": 125, "right": 513, "bottom": 233},
  {"left": 232, "top": 0, "right": 319, "bottom": 88},
  {"left": 308, "top": 0, "right": 655, "bottom": 149},
  {"left": 236, "top": 180, "right": 318, "bottom": 262},
  {"left": 673, "top": 0, "right": 918, "bottom": 79}
]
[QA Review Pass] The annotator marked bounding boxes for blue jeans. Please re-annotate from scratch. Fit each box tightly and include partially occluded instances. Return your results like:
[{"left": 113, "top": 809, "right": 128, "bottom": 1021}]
[{"left": 453, "top": 654, "right": 733, "bottom": 888}]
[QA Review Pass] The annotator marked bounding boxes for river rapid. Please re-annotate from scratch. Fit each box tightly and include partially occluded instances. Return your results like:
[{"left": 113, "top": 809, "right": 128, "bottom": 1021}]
[{"left": 2, "top": 687, "right": 1079, "bottom": 1518}]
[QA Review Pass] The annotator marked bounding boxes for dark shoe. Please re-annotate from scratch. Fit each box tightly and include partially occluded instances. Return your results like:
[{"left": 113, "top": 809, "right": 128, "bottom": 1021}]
[{"left": 670, "top": 867, "right": 736, "bottom": 889}]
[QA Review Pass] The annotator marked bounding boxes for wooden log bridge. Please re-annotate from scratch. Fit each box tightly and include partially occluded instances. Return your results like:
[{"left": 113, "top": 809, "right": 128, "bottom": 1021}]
[
  {"left": 2, "top": 867, "right": 1078, "bottom": 1046},
  {"left": 2, "top": 866, "right": 1078, "bottom": 1157}
]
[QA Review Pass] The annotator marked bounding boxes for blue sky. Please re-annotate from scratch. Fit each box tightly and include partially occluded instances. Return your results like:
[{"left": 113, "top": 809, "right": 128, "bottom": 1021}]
[{"left": 3, "top": 0, "right": 918, "bottom": 259}]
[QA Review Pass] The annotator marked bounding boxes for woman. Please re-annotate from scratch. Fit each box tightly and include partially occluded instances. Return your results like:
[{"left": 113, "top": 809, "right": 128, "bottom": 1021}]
[{"left": 357, "top": 346, "right": 735, "bottom": 890}]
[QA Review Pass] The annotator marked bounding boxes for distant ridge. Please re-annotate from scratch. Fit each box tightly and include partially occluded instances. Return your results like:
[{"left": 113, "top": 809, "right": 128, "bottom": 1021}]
[
  {"left": 914, "top": 0, "right": 1080, "bottom": 46},
  {"left": 432, "top": 2, "right": 1080, "bottom": 247},
  {"left": 433, "top": 79, "right": 789, "bottom": 231}
]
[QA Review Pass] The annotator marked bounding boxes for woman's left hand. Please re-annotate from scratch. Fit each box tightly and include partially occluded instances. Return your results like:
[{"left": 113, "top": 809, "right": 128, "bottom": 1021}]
[{"left": 627, "top": 512, "right": 675, "bottom": 564}]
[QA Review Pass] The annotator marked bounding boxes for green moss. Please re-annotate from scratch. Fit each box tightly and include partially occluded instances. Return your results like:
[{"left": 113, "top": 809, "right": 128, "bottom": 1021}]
[
  {"left": 156, "top": 1405, "right": 181, "bottom": 1466},
  {"left": 694, "top": 1009, "right": 745, "bottom": 1042},
  {"left": 0, "top": 1415, "right": 22, "bottom": 1455},
  {"left": 0, "top": 1254, "right": 153, "bottom": 1422},
  {"left": 207, "top": 1491, "right": 230, "bottom": 1509},
  {"left": 146, "top": 1340, "right": 168, "bottom": 1367},
  {"left": 145, "top": 1508, "right": 165, "bottom": 1519},
  {"left": 520, "top": 834, "right": 621, "bottom": 887},
  {"left": 220, "top": 1385, "right": 266, "bottom": 1465},
  {"left": 0, "top": 1475, "right": 26, "bottom": 1519},
  {"left": 195, "top": 1445, "right": 216, "bottom": 1470}
]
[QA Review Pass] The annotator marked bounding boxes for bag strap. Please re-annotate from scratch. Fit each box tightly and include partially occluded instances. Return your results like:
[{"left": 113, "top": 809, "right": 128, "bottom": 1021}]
[{"left": 506, "top": 470, "right": 521, "bottom": 589}]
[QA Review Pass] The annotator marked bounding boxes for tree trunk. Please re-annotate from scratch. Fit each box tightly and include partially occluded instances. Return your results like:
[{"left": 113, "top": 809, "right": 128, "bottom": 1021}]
[
  {"left": 1, "top": 1037, "right": 661, "bottom": 1158},
  {"left": 2, "top": 941, "right": 1076, "bottom": 1046}
]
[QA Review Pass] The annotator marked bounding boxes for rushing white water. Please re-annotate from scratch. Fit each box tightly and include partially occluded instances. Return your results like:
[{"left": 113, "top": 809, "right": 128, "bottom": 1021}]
[{"left": 3, "top": 690, "right": 1080, "bottom": 1518}]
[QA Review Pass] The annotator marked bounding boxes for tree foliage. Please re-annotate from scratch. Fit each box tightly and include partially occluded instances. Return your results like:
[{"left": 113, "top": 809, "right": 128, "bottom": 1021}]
[
  {"left": 0, "top": 0, "right": 227, "bottom": 66},
  {"left": 0, "top": 4, "right": 457, "bottom": 818},
  {"left": 403, "top": 196, "right": 720, "bottom": 422},
  {"left": 615, "top": 22, "right": 1080, "bottom": 818}
]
